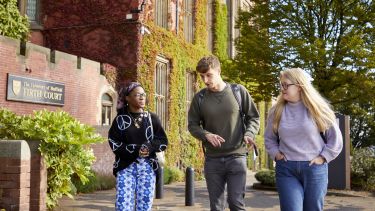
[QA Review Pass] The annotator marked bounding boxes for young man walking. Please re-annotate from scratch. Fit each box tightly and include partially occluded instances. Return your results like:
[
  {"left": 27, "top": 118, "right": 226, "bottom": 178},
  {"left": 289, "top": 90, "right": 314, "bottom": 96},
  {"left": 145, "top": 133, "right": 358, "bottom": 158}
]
[{"left": 188, "top": 55, "right": 260, "bottom": 211}]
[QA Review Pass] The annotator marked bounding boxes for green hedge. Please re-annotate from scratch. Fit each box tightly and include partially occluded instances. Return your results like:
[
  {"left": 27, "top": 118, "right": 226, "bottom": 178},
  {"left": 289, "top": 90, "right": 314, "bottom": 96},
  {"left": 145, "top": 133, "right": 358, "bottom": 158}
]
[
  {"left": 351, "top": 147, "right": 375, "bottom": 191},
  {"left": 0, "top": 108, "right": 103, "bottom": 209},
  {"left": 254, "top": 169, "right": 276, "bottom": 186},
  {"left": 0, "top": 0, "right": 29, "bottom": 40},
  {"left": 71, "top": 171, "right": 116, "bottom": 194}
]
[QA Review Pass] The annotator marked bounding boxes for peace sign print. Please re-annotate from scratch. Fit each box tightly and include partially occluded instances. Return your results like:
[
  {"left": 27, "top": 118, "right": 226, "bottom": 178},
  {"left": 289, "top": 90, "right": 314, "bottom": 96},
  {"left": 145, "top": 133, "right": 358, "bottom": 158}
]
[{"left": 117, "top": 115, "right": 132, "bottom": 130}]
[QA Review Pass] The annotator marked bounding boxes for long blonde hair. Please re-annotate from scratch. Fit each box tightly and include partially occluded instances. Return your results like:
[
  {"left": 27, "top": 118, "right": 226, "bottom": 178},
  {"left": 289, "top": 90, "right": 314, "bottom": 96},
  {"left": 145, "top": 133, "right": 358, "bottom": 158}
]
[{"left": 271, "top": 68, "right": 336, "bottom": 133}]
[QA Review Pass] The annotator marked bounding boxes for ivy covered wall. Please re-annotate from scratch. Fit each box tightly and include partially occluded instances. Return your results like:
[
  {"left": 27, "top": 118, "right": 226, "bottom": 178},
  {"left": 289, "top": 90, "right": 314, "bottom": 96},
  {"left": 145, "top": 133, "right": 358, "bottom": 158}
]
[
  {"left": 138, "top": 0, "right": 210, "bottom": 175},
  {"left": 137, "top": 0, "right": 269, "bottom": 174}
]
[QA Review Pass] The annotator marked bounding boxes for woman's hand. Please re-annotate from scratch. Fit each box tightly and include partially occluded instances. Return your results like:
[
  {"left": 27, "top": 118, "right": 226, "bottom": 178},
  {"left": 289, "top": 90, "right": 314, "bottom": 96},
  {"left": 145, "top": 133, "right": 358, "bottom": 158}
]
[
  {"left": 309, "top": 155, "right": 326, "bottom": 166},
  {"left": 275, "top": 152, "right": 287, "bottom": 161},
  {"left": 139, "top": 145, "right": 149, "bottom": 157}
]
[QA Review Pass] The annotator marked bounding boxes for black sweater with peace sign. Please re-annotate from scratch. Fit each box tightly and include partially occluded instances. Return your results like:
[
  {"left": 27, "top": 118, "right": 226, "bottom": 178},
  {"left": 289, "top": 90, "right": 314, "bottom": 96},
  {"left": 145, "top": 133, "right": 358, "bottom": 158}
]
[{"left": 108, "top": 109, "right": 168, "bottom": 176}]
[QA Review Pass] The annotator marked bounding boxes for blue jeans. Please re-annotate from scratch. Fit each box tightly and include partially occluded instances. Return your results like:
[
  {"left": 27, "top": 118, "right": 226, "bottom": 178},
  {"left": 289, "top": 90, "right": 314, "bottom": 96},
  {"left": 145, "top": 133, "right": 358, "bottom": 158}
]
[
  {"left": 204, "top": 155, "right": 247, "bottom": 211},
  {"left": 275, "top": 160, "right": 328, "bottom": 211}
]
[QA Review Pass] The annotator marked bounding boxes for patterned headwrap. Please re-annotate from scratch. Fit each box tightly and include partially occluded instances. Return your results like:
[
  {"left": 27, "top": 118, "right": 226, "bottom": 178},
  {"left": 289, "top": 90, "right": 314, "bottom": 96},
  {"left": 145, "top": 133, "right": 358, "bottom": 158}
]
[
  {"left": 124, "top": 82, "right": 142, "bottom": 96},
  {"left": 117, "top": 82, "right": 142, "bottom": 111}
]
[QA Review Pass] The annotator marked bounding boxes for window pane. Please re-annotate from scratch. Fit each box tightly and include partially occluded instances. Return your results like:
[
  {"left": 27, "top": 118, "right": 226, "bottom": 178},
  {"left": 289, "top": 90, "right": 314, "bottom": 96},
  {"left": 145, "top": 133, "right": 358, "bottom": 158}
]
[
  {"left": 101, "top": 94, "right": 113, "bottom": 125},
  {"left": 155, "top": 57, "right": 169, "bottom": 129},
  {"left": 26, "top": 0, "right": 37, "bottom": 21},
  {"left": 102, "top": 93, "right": 112, "bottom": 102},
  {"left": 184, "top": 0, "right": 194, "bottom": 42},
  {"left": 106, "top": 106, "right": 111, "bottom": 125},
  {"left": 155, "top": 0, "right": 168, "bottom": 29},
  {"left": 102, "top": 106, "right": 106, "bottom": 125},
  {"left": 207, "top": 0, "right": 213, "bottom": 51}
]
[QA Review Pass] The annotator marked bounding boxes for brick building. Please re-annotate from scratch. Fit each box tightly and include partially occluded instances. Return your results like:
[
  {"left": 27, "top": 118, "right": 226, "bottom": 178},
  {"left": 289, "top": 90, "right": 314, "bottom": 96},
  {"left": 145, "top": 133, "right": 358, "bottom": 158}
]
[
  {"left": 4, "top": 0, "right": 251, "bottom": 172},
  {"left": 1, "top": 0, "right": 252, "bottom": 209}
]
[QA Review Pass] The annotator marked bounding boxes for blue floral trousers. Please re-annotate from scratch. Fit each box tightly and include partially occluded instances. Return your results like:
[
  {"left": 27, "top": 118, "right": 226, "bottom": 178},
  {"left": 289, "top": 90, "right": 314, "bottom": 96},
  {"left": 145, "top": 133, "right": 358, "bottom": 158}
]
[{"left": 116, "top": 158, "right": 156, "bottom": 211}]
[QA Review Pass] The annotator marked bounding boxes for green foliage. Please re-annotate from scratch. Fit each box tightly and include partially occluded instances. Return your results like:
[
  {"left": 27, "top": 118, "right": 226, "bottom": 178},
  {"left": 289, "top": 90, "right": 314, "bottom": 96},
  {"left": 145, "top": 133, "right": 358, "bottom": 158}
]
[
  {"left": 351, "top": 147, "right": 375, "bottom": 191},
  {"left": 255, "top": 169, "right": 276, "bottom": 186},
  {"left": 138, "top": 0, "right": 267, "bottom": 178},
  {"left": 234, "top": 2, "right": 278, "bottom": 102},
  {"left": 0, "top": 0, "right": 29, "bottom": 40},
  {"left": 236, "top": 0, "right": 375, "bottom": 145},
  {"left": 138, "top": 0, "right": 209, "bottom": 177},
  {"left": 0, "top": 108, "right": 103, "bottom": 209},
  {"left": 71, "top": 171, "right": 116, "bottom": 194},
  {"left": 213, "top": 0, "right": 228, "bottom": 61},
  {"left": 164, "top": 166, "right": 185, "bottom": 184}
]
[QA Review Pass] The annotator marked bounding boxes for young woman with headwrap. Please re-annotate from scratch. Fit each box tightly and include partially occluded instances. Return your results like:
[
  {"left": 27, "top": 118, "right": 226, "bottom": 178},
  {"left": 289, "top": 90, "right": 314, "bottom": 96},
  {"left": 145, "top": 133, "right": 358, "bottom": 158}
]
[{"left": 108, "top": 82, "right": 168, "bottom": 211}]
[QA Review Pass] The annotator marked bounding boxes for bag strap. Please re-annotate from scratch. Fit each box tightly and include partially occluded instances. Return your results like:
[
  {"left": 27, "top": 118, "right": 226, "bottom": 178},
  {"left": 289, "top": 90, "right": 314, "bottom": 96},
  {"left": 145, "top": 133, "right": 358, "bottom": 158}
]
[{"left": 147, "top": 112, "right": 154, "bottom": 140}]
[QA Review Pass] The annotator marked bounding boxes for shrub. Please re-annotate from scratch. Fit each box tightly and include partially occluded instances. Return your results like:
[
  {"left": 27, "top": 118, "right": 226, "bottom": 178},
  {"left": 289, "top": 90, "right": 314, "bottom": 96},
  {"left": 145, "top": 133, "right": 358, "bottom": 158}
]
[
  {"left": 0, "top": 108, "right": 104, "bottom": 209},
  {"left": 0, "top": 0, "right": 29, "bottom": 40},
  {"left": 164, "top": 167, "right": 184, "bottom": 184},
  {"left": 255, "top": 169, "right": 276, "bottom": 186},
  {"left": 351, "top": 147, "right": 375, "bottom": 191},
  {"left": 71, "top": 171, "right": 116, "bottom": 194}
]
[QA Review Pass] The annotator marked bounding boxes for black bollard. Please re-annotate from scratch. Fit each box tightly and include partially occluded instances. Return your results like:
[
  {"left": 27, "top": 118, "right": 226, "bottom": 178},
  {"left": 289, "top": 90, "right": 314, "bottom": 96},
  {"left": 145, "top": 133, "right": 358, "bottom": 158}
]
[
  {"left": 155, "top": 166, "right": 164, "bottom": 199},
  {"left": 185, "top": 167, "right": 195, "bottom": 206}
]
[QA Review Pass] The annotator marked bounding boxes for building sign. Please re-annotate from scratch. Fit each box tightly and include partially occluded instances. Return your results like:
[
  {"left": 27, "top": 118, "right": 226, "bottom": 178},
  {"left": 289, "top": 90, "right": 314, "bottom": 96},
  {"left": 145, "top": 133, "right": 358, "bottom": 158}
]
[{"left": 7, "top": 74, "right": 65, "bottom": 106}]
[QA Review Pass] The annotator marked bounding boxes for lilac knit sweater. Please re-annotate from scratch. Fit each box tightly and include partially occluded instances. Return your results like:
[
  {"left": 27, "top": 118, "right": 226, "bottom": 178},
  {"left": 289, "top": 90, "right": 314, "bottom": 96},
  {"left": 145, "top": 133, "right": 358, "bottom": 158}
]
[{"left": 265, "top": 101, "right": 343, "bottom": 163}]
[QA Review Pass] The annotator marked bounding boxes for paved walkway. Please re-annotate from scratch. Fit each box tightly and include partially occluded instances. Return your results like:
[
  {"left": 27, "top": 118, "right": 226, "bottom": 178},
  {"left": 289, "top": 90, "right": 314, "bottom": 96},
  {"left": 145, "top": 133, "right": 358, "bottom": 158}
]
[{"left": 54, "top": 171, "right": 375, "bottom": 211}]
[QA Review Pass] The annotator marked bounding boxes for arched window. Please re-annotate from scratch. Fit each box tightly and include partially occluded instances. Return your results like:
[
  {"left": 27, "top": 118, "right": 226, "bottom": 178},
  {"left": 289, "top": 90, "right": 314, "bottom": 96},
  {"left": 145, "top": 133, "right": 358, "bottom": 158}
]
[{"left": 101, "top": 93, "right": 113, "bottom": 125}]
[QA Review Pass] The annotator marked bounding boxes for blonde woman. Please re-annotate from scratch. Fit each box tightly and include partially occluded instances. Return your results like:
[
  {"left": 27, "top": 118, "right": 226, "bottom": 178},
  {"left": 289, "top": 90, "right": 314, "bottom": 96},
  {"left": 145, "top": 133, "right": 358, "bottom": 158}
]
[{"left": 265, "top": 68, "right": 343, "bottom": 211}]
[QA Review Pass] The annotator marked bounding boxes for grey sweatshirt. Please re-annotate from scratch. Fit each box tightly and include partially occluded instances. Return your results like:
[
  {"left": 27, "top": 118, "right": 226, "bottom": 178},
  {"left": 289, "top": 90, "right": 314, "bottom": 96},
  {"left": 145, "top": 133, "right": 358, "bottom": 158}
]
[
  {"left": 188, "top": 83, "right": 260, "bottom": 157},
  {"left": 265, "top": 101, "right": 343, "bottom": 163}
]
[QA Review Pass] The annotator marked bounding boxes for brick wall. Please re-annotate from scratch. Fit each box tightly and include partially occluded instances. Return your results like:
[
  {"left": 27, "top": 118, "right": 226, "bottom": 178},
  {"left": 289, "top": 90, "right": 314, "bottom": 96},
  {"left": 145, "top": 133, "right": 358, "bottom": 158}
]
[
  {"left": 0, "top": 35, "right": 116, "bottom": 188},
  {"left": 42, "top": 0, "right": 141, "bottom": 73},
  {"left": 0, "top": 35, "right": 117, "bottom": 126},
  {"left": 91, "top": 126, "right": 114, "bottom": 176},
  {"left": 0, "top": 140, "right": 31, "bottom": 211}
]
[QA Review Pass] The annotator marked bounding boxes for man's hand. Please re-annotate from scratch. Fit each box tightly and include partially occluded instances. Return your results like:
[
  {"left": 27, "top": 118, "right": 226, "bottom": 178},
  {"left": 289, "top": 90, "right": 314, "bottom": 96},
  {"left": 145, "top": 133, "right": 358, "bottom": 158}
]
[
  {"left": 309, "top": 155, "right": 326, "bottom": 166},
  {"left": 205, "top": 133, "right": 225, "bottom": 147},
  {"left": 244, "top": 136, "right": 256, "bottom": 149}
]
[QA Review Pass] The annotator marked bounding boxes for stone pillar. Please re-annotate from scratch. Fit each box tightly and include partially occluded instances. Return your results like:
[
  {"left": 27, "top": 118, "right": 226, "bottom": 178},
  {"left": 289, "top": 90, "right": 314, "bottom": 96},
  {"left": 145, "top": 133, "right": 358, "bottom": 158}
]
[
  {"left": 328, "top": 114, "right": 351, "bottom": 189},
  {"left": 27, "top": 141, "right": 47, "bottom": 211},
  {"left": 0, "top": 140, "right": 31, "bottom": 211}
]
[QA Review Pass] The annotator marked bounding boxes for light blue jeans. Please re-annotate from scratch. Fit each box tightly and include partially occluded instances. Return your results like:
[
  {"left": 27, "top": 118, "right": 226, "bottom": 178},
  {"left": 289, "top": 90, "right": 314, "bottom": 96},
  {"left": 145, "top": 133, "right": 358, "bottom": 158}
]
[
  {"left": 276, "top": 160, "right": 328, "bottom": 211},
  {"left": 116, "top": 158, "right": 156, "bottom": 211}
]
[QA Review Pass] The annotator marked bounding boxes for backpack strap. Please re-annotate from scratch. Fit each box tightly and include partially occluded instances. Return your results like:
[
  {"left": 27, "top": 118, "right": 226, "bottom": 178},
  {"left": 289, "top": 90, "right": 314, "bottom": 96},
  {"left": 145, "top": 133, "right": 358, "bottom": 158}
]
[
  {"left": 197, "top": 88, "right": 207, "bottom": 127},
  {"left": 198, "top": 84, "right": 243, "bottom": 117},
  {"left": 230, "top": 84, "right": 245, "bottom": 122},
  {"left": 230, "top": 84, "right": 242, "bottom": 112}
]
